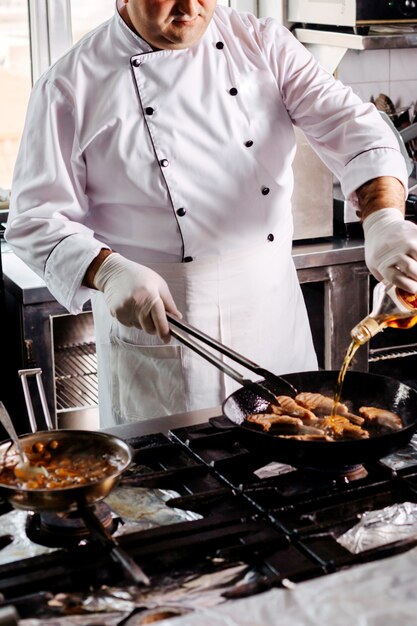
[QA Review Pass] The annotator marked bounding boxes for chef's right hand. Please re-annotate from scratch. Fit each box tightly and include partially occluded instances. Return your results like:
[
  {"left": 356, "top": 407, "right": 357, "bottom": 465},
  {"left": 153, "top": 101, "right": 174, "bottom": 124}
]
[
  {"left": 93, "top": 253, "right": 182, "bottom": 343},
  {"left": 363, "top": 208, "right": 417, "bottom": 293}
]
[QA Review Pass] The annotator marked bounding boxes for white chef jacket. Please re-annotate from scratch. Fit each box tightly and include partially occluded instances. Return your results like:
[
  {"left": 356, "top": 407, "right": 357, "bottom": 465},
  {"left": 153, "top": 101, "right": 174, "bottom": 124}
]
[{"left": 6, "top": 5, "right": 408, "bottom": 426}]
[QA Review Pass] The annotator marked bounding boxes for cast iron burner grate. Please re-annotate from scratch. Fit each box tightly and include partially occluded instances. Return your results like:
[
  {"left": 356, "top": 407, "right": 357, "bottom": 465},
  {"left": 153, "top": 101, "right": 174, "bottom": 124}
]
[
  {"left": 0, "top": 423, "right": 417, "bottom": 619},
  {"left": 26, "top": 502, "right": 116, "bottom": 548}
]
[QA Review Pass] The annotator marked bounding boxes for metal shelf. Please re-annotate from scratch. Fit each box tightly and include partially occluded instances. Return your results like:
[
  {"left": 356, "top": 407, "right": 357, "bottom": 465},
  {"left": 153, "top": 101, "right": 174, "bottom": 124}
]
[
  {"left": 294, "top": 28, "right": 417, "bottom": 50},
  {"left": 293, "top": 27, "right": 417, "bottom": 73}
]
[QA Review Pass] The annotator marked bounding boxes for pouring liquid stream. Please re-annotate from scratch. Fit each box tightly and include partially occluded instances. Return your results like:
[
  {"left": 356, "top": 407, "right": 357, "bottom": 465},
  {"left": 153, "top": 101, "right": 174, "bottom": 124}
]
[
  {"left": 329, "top": 310, "right": 417, "bottom": 429},
  {"left": 329, "top": 339, "right": 361, "bottom": 429}
]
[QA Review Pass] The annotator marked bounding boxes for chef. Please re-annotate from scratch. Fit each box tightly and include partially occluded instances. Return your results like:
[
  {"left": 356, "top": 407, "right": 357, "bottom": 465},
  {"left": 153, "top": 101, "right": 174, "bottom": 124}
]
[{"left": 5, "top": 0, "right": 416, "bottom": 428}]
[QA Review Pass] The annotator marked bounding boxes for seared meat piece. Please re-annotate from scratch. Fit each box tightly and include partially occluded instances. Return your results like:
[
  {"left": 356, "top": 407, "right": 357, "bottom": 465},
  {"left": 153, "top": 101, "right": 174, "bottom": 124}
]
[
  {"left": 274, "top": 396, "right": 317, "bottom": 422},
  {"left": 296, "top": 424, "right": 327, "bottom": 435},
  {"left": 295, "top": 392, "right": 349, "bottom": 417},
  {"left": 344, "top": 412, "right": 365, "bottom": 426},
  {"left": 323, "top": 415, "right": 369, "bottom": 440},
  {"left": 279, "top": 434, "right": 334, "bottom": 441},
  {"left": 246, "top": 393, "right": 398, "bottom": 441},
  {"left": 269, "top": 405, "right": 290, "bottom": 416},
  {"left": 359, "top": 407, "right": 402, "bottom": 430},
  {"left": 246, "top": 413, "right": 303, "bottom": 433}
]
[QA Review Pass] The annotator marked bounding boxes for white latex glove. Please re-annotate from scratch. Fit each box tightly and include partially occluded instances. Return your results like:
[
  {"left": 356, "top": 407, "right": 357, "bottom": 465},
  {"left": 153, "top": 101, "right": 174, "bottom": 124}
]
[
  {"left": 363, "top": 208, "right": 417, "bottom": 293},
  {"left": 93, "top": 253, "right": 182, "bottom": 343}
]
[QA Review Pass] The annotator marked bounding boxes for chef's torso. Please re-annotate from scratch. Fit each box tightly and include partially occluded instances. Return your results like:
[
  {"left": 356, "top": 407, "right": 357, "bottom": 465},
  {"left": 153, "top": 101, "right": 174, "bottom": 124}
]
[
  {"left": 58, "top": 7, "right": 298, "bottom": 264},
  {"left": 84, "top": 9, "right": 318, "bottom": 426}
]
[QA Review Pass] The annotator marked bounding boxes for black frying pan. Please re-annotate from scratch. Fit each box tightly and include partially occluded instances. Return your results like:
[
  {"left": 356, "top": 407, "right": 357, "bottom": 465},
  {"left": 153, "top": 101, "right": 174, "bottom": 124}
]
[
  {"left": 221, "top": 370, "right": 417, "bottom": 469},
  {"left": 166, "top": 317, "right": 417, "bottom": 470}
]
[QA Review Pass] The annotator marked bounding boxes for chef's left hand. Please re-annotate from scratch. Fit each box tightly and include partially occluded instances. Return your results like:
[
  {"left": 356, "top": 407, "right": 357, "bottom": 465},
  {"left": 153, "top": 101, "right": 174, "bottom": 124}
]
[{"left": 363, "top": 208, "right": 417, "bottom": 293}]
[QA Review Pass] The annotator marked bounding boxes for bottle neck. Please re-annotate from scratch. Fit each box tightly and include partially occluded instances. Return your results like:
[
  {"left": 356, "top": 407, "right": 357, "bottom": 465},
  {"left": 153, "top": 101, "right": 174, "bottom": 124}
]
[
  {"left": 350, "top": 283, "right": 417, "bottom": 346},
  {"left": 350, "top": 317, "right": 383, "bottom": 345}
]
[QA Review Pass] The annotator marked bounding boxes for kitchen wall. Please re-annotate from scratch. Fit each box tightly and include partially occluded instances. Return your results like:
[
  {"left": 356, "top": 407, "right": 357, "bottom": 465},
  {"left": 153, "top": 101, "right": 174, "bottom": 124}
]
[
  {"left": 264, "top": 0, "right": 417, "bottom": 114},
  {"left": 336, "top": 48, "right": 417, "bottom": 113}
]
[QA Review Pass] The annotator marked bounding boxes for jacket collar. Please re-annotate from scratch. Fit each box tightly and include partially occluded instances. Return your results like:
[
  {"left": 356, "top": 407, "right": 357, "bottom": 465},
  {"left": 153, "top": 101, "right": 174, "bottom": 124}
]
[{"left": 114, "top": 0, "right": 155, "bottom": 54}]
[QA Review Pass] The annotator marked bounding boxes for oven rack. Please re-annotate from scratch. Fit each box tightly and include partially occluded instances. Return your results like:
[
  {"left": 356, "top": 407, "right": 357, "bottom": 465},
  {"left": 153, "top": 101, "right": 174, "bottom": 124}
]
[
  {"left": 369, "top": 343, "right": 417, "bottom": 362},
  {"left": 54, "top": 342, "right": 98, "bottom": 411}
]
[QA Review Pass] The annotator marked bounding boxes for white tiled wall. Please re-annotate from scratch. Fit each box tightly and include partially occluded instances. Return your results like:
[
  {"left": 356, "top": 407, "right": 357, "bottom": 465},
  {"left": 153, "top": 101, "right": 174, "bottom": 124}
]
[
  {"left": 336, "top": 48, "right": 417, "bottom": 113},
  {"left": 237, "top": 0, "right": 417, "bottom": 114}
]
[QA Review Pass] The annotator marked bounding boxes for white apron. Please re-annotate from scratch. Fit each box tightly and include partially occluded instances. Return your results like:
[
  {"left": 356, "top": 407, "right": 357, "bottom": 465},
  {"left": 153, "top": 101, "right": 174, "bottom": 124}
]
[{"left": 92, "top": 238, "right": 318, "bottom": 428}]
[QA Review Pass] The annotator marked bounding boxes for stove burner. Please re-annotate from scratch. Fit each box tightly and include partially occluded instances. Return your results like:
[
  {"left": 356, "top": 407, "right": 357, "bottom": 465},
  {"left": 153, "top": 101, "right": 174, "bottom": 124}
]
[
  {"left": 303, "top": 464, "right": 368, "bottom": 483},
  {"left": 26, "top": 502, "right": 116, "bottom": 548},
  {"left": 0, "top": 421, "right": 415, "bottom": 617}
]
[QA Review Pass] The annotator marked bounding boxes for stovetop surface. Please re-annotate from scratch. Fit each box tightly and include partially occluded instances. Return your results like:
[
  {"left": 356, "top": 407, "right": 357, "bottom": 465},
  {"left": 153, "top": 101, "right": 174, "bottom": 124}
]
[{"left": 2, "top": 418, "right": 417, "bottom": 623}]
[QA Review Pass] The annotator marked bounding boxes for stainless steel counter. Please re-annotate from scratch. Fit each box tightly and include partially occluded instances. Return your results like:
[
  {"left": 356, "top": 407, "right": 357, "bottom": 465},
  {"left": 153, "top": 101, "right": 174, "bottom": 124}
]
[
  {"left": 104, "top": 405, "right": 222, "bottom": 438},
  {"left": 292, "top": 236, "right": 364, "bottom": 269},
  {"left": 293, "top": 237, "right": 369, "bottom": 371},
  {"left": 2, "top": 246, "right": 58, "bottom": 304}
]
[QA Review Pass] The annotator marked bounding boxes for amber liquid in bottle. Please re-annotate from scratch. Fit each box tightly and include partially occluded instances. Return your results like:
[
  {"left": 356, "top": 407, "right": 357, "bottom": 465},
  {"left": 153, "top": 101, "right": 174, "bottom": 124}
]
[{"left": 330, "top": 285, "right": 417, "bottom": 424}]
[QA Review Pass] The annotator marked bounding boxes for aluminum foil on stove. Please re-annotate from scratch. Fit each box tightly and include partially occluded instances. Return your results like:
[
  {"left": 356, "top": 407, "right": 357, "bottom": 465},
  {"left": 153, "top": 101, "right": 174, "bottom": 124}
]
[
  {"left": 253, "top": 461, "right": 296, "bottom": 479},
  {"left": 380, "top": 433, "right": 417, "bottom": 470},
  {"left": 336, "top": 501, "right": 417, "bottom": 553},
  {"left": 19, "top": 563, "right": 252, "bottom": 626},
  {"left": 0, "top": 509, "right": 57, "bottom": 565},
  {"left": 105, "top": 486, "right": 202, "bottom": 535},
  {"left": 0, "top": 486, "right": 201, "bottom": 564}
]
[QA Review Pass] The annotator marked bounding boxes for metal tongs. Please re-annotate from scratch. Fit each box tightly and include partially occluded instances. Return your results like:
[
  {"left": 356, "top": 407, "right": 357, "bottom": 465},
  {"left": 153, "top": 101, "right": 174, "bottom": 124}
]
[{"left": 167, "top": 314, "right": 296, "bottom": 405}]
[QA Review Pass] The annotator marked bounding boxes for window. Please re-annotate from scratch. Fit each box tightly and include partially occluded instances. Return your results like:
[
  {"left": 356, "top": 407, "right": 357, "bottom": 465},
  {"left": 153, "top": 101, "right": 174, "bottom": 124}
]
[
  {"left": 0, "top": 0, "right": 31, "bottom": 190},
  {"left": 70, "top": 0, "right": 115, "bottom": 44}
]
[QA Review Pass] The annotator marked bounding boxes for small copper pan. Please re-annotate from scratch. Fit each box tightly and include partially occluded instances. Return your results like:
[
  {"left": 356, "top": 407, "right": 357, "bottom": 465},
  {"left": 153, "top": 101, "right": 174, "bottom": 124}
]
[{"left": 0, "top": 369, "right": 132, "bottom": 512}]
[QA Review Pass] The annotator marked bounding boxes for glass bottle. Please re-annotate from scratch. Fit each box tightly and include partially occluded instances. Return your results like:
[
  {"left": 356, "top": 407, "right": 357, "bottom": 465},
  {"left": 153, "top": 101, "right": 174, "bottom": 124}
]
[{"left": 351, "top": 282, "right": 417, "bottom": 346}]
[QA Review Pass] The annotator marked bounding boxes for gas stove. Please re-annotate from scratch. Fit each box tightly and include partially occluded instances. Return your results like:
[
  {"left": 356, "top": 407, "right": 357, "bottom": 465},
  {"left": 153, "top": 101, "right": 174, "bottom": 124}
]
[{"left": 2, "top": 417, "right": 417, "bottom": 625}]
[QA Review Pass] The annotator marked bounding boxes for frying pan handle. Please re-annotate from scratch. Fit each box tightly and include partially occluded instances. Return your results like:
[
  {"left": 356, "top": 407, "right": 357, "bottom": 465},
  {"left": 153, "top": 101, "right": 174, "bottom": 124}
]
[
  {"left": 80, "top": 505, "right": 150, "bottom": 586},
  {"left": 108, "top": 544, "right": 151, "bottom": 586},
  {"left": 18, "top": 368, "right": 54, "bottom": 432}
]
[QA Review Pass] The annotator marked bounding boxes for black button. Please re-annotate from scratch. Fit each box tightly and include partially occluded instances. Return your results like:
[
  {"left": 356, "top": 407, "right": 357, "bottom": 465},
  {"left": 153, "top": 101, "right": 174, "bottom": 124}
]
[
  {"left": 216, "top": 41, "right": 224, "bottom": 49},
  {"left": 132, "top": 58, "right": 141, "bottom": 67},
  {"left": 267, "top": 233, "right": 275, "bottom": 242},
  {"left": 244, "top": 140, "right": 253, "bottom": 147},
  {"left": 145, "top": 107, "right": 154, "bottom": 115},
  {"left": 261, "top": 187, "right": 270, "bottom": 195},
  {"left": 184, "top": 256, "right": 193, "bottom": 263},
  {"left": 229, "top": 87, "right": 238, "bottom": 96},
  {"left": 177, "top": 207, "right": 186, "bottom": 216},
  {"left": 160, "top": 159, "right": 169, "bottom": 167}
]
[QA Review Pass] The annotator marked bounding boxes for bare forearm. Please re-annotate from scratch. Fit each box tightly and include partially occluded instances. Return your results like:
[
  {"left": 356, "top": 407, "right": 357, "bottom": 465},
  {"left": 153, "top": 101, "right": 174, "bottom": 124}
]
[
  {"left": 83, "top": 248, "right": 113, "bottom": 288},
  {"left": 356, "top": 176, "right": 406, "bottom": 221}
]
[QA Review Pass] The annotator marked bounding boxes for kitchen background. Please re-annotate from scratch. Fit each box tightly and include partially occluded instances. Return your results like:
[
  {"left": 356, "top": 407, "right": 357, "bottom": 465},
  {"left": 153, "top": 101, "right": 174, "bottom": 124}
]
[
  {"left": 1, "top": 0, "right": 417, "bottom": 433},
  {"left": 338, "top": 47, "right": 417, "bottom": 108}
]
